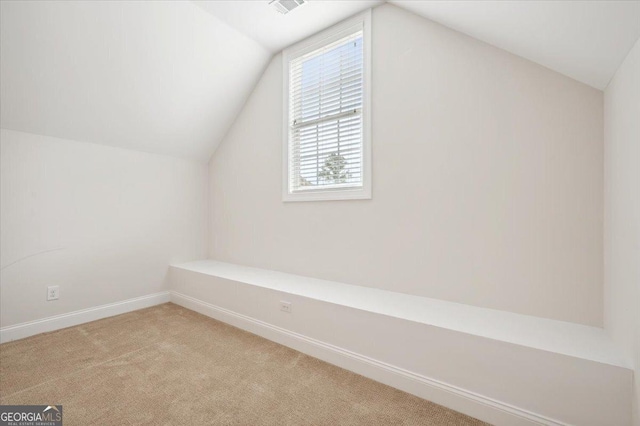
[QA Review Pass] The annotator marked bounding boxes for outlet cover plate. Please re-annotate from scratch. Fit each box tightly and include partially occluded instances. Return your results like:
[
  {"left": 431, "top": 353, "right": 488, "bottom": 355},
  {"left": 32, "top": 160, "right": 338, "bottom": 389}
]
[
  {"left": 280, "top": 301, "right": 292, "bottom": 313},
  {"left": 47, "top": 286, "right": 60, "bottom": 301}
]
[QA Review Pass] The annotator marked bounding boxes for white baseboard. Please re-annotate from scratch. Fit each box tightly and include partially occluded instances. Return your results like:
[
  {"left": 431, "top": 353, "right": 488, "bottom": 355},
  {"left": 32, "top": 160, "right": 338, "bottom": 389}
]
[
  {"left": 0, "top": 291, "right": 171, "bottom": 344},
  {"left": 170, "top": 291, "right": 568, "bottom": 426}
]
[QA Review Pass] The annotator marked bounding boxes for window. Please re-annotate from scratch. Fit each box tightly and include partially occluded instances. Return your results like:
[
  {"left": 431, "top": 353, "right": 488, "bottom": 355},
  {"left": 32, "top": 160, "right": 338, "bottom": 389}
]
[{"left": 283, "top": 11, "right": 371, "bottom": 201}]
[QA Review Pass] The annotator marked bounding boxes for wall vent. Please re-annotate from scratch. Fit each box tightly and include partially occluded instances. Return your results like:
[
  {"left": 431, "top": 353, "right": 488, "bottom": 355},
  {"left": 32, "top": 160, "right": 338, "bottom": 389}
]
[{"left": 269, "top": 0, "right": 306, "bottom": 15}]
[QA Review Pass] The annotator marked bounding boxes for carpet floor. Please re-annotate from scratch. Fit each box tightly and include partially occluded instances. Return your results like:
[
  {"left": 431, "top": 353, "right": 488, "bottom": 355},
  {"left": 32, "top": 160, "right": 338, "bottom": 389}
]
[{"left": 0, "top": 303, "right": 488, "bottom": 425}]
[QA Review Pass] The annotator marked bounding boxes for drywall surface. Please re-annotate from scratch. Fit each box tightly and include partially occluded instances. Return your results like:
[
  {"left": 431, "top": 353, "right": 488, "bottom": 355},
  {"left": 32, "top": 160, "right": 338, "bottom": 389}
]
[
  {"left": 0, "top": 0, "right": 270, "bottom": 161},
  {"left": 0, "top": 129, "right": 207, "bottom": 327},
  {"left": 604, "top": 37, "right": 640, "bottom": 425},
  {"left": 208, "top": 4, "right": 604, "bottom": 326}
]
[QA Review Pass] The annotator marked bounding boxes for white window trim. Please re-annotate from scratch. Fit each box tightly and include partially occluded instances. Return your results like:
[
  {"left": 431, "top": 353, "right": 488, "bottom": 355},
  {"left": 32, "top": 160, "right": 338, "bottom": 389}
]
[{"left": 282, "top": 9, "right": 372, "bottom": 202}]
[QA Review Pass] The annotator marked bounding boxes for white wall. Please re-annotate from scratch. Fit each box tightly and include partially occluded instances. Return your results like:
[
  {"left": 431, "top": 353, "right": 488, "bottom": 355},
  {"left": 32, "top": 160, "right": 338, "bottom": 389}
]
[
  {"left": 604, "top": 37, "right": 640, "bottom": 425},
  {"left": 208, "top": 4, "right": 604, "bottom": 326},
  {"left": 0, "top": 129, "right": 207, "bottom": 327}
]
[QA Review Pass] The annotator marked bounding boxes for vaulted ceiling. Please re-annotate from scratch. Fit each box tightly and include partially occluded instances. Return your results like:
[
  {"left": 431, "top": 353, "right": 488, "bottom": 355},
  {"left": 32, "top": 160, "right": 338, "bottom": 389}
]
[
  {"left": 0, "top": 1, "right": 270, "bottom": 162},
  {"left": 1, "top": 1, "right": 639, "bottom": 162},
  {"left": 193, "top": 1, "right": 383, "bottom": 52},
  {"left": 394, "top": 0, "right": 640, "bottom": 90}
]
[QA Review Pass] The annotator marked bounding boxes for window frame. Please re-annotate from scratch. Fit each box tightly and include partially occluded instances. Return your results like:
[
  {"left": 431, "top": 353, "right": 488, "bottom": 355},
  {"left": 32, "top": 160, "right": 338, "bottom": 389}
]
[{"left": 282, "top": 9, "right": 372, "bottom": 202}]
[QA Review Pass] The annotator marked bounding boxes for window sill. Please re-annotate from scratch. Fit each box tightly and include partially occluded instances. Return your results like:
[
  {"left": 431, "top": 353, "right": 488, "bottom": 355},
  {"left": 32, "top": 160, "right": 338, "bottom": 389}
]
[{"left": 282, "top": 187, "right": 371, "bottom": 202}]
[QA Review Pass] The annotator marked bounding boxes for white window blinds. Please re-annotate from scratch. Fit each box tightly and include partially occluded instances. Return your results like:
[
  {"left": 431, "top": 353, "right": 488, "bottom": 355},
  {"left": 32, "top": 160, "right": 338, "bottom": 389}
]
[{"left": 287, "top": 27, "right": 364, "bottom": 193}]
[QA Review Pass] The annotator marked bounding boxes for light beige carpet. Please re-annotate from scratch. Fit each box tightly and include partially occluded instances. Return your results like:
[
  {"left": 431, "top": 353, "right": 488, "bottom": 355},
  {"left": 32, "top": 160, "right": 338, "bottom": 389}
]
[{"left": 0, "top": 303, "right": 488, "bottom": 425}]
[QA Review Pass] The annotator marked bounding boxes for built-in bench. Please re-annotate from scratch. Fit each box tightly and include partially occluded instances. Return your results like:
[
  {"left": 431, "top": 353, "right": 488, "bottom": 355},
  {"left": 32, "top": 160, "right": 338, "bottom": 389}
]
[{"left": 170, "top": 260, "right": 632, "bottom": 426}]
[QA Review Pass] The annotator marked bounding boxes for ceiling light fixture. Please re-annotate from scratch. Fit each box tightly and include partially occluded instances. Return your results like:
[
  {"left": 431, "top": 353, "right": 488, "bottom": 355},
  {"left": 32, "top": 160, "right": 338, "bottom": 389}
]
[{"left": 269, "top": 0, "right": 306, "bottom": 15}]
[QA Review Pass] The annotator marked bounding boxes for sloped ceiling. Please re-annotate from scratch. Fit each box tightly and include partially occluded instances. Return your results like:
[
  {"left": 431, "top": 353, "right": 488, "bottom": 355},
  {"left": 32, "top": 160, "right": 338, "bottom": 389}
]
[
  {"left": 193, "top": 0, "right": 383, "bottom": 52},
  {"left": 393, "top": 0, "right": 640, "bottom": 90},
  {"left": 0, "top": 0, "right": 270, "bottom": 162},
  {"left": 200, "top": 0, "right": 640, "bottom": 90},
  {"left": 2, "top": 1, "right": 639, "bottom": 162}
]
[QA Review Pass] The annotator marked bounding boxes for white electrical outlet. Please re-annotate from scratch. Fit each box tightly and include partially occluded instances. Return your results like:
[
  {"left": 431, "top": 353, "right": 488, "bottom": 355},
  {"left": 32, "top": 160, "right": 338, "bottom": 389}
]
[
  {"left": 47, "top": 286, "right": 60, "bottom": 301},
  {"left": 280, "top": 301, "right": 292, "bottom": 313}
]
